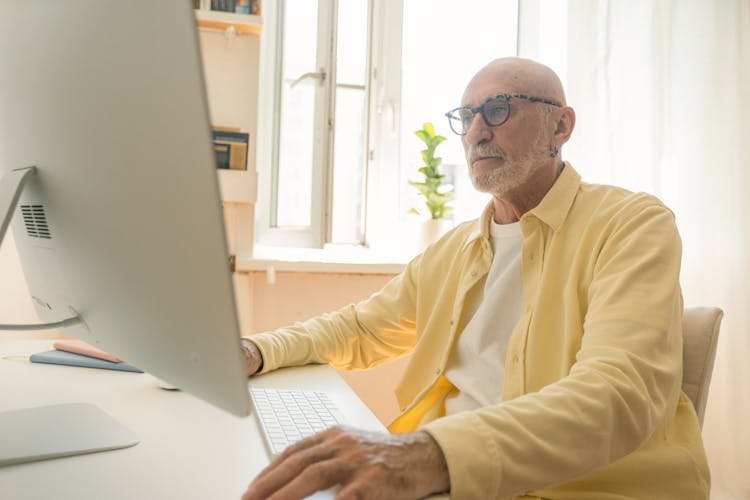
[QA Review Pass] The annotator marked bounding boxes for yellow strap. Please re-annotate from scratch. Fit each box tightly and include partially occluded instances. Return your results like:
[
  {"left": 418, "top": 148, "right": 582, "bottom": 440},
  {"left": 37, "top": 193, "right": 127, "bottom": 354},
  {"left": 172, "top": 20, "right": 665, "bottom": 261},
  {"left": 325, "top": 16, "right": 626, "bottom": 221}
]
[{"left": 388, "top": 375, "right": 454, "bottom": 433}]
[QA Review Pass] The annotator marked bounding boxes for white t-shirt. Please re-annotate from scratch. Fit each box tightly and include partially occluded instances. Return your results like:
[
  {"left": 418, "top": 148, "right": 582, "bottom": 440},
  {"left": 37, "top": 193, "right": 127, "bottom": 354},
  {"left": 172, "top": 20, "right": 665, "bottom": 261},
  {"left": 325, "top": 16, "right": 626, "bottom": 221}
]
[{"left": 443, "top": 219, "right": 523, "bottom": 415}]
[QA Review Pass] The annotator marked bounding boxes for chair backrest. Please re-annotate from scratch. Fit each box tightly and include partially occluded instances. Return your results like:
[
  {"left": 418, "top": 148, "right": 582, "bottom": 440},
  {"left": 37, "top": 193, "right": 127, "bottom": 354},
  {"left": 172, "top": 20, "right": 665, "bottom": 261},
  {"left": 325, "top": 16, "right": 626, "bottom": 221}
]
[{"left": 681, "top": 306, "right": 723, "bottom": 427}]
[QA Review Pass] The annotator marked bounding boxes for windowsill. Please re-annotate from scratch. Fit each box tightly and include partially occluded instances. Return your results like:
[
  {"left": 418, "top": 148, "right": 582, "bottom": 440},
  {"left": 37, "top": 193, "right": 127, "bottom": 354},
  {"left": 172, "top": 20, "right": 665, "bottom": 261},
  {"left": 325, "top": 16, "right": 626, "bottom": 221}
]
[{"left": 235, "top": 245, "right": 412, "bottom": 275}]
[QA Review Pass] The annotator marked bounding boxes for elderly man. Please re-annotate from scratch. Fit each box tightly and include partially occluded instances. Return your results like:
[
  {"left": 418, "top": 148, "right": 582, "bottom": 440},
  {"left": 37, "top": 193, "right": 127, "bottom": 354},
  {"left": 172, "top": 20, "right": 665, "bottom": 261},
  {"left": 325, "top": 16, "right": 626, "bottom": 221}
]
[{"left": 240, "top": 57, "right": 709, "bottom": 499}]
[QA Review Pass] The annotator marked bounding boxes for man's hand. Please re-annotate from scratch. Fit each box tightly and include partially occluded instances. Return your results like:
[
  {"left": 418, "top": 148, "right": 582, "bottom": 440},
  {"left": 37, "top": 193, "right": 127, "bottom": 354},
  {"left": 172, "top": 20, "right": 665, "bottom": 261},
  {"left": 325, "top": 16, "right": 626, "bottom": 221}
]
[
  {"left": 240, "top": 339, "right": 263, "bottom": 376},
  {"left": 241, "top": 426, "right": 450, "bottom": 500}
]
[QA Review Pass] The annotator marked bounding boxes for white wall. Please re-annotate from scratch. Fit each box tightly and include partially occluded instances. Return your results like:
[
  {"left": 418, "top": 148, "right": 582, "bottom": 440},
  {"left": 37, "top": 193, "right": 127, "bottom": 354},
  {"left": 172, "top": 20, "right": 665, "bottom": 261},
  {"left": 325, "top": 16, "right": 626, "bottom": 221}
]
[{"left": 198, "top": 30, "right": 259, "bottom": 171}]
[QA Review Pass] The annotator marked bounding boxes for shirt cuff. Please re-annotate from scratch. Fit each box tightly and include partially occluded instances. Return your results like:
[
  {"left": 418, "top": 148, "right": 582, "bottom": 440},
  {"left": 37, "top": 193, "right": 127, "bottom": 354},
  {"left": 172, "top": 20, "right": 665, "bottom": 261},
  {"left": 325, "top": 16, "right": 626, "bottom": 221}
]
[{"left": 422, "top": 412, "right": 504, "bottom": 499}]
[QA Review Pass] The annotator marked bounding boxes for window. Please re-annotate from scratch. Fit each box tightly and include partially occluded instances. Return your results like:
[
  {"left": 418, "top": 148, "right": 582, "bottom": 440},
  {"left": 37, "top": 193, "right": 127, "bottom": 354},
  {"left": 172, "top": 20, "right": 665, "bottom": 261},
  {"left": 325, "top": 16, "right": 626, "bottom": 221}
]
[
  {"left": 257, "top": 0, "right": 372, "bottom": 248},
  {"left": 257, "top": 0, "right": 518, "bottom": 251}
]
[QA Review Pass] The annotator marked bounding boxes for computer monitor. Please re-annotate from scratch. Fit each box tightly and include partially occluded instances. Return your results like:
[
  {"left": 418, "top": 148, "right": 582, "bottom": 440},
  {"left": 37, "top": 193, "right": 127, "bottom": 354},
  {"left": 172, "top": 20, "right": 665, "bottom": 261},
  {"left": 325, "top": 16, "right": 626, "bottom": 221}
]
[{"left": 0, "top": 0, "right": 251, "bottom": 461}]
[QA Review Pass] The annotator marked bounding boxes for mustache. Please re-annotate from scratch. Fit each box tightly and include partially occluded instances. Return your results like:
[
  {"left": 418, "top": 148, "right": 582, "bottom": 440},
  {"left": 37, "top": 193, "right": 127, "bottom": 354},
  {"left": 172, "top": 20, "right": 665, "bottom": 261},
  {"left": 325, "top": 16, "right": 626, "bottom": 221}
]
[{"left": 467, "top": 144, "right": 507, "bottom": 164}]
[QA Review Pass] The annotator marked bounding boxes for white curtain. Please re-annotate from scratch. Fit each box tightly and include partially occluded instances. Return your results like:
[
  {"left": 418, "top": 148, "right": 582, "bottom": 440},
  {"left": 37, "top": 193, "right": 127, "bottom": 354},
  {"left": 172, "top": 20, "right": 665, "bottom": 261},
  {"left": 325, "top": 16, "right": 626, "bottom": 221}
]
[{"left": 523, "top": 1, "right": 750, "bottom": 498}]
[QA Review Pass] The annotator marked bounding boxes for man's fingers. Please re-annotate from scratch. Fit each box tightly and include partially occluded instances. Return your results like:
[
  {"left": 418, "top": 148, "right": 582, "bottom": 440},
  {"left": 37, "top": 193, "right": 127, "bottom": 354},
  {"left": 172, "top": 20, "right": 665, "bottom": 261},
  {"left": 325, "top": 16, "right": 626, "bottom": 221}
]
[
  {"left": 246, "top": 433, "right": 341, "bottom": 499},
  {"left": 253, "top": 430, "right": 329, "bottom": 481},
  {"left": 337, "top": 480, "right": 384, "bottom": 500},
  {"left": 266, "top": 458, "right": 348, "bottom": 500},
  {"left": 255, "top": 425, "right": 353, "bottom": 479}
]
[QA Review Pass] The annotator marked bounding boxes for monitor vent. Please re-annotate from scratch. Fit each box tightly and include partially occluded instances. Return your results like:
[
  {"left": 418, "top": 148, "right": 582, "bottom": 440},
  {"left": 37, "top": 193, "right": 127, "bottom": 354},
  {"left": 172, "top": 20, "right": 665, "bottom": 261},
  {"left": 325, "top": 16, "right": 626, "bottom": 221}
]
[{"left": 20, "top": 204, "right": 52, "bottom": 239}]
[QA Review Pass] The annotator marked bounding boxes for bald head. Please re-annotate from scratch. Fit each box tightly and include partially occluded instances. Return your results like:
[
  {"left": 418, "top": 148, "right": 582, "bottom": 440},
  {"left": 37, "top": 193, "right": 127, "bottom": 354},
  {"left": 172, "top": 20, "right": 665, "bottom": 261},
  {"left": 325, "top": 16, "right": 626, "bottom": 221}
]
[{"left": 463, "top": 57, "right": 566, "bottom": 107}]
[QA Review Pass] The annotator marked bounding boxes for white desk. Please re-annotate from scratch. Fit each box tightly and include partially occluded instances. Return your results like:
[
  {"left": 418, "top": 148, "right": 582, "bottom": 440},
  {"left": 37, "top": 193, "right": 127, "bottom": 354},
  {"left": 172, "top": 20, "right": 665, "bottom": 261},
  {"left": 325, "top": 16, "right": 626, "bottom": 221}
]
[{"left": 0, "top": 338, "right": 389, "bottom": 499}]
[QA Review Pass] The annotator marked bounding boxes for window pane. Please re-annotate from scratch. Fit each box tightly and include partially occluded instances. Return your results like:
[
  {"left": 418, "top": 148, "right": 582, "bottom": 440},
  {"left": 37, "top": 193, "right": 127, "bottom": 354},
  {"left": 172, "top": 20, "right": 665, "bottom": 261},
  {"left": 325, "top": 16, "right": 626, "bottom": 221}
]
[
  {"left": 331, "top": 0, "right": 369, "bottom": 243},
  {"left": 276, "top": 0, "right": 319, "bottom": 227},
  {"left": 277, "top": 85, "right": 315, "bottom": 227},
  {"left": 331, "top": 87, "right": 366, "bottom": 243},
  {"left": 336, "top": 0, "right": 368, "bottom": 85}
]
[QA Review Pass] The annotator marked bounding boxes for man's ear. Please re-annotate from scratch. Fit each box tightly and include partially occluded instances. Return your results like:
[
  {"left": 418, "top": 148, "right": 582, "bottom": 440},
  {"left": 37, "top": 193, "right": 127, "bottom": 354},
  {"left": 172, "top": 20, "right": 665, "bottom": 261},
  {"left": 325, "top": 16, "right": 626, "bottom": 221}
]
[{"left": 554, "top": 106, "right": 576, "bottom": 145}]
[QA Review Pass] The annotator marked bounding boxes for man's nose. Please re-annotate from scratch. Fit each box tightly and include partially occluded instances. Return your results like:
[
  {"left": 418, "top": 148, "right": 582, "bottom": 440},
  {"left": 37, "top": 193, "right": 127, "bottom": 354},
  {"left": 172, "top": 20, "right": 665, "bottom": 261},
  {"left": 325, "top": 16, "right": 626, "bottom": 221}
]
[{"left": 464, "top": 112, "right": 492, "bottom": 146}]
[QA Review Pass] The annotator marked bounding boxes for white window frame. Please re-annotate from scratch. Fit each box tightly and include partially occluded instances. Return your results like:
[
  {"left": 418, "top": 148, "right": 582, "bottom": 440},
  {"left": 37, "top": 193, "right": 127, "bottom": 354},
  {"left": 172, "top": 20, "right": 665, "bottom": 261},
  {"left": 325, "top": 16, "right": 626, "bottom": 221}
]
[
  {"left": 361, "top": 0, "right": 404, "bottom": 250},
  {"left": 256, "top": 0, "right": 383, "bottom": 249}
]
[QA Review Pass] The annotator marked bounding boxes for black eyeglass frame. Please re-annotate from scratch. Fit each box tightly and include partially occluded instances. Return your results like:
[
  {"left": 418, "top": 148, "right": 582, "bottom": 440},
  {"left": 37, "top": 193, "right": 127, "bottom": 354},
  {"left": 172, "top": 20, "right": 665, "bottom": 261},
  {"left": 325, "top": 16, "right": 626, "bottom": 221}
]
[{"left": 445, "top": 93, "right": 563, "bottom": 136}]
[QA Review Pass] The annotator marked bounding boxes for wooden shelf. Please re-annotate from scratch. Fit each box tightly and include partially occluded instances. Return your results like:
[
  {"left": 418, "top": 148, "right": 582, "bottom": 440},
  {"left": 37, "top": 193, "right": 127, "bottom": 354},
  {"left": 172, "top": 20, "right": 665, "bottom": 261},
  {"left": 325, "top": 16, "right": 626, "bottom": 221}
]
[
  {"left": 195, "top": 10, "right": 262, "bottom": 36},
  {"left": 218, "top": 169, "right": 257, "bottom": 204}
]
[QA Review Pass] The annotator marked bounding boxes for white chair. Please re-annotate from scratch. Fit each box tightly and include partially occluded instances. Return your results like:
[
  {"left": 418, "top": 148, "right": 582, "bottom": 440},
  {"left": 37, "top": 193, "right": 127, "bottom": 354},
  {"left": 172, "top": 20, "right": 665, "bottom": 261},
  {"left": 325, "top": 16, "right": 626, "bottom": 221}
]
[{"left": 681, "top": 306, "right": 723, "bottom": 427}]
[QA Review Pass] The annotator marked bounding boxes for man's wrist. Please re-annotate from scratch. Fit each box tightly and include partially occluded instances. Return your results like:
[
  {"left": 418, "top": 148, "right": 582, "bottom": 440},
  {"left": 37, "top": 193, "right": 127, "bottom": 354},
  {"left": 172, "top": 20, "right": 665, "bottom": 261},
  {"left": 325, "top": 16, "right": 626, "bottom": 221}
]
[
  {"left": 240, "top": 338, "right": 264, "bottom": 376},
  {"left": 413, "top": 430, "right": 451, "bottom": 495}
]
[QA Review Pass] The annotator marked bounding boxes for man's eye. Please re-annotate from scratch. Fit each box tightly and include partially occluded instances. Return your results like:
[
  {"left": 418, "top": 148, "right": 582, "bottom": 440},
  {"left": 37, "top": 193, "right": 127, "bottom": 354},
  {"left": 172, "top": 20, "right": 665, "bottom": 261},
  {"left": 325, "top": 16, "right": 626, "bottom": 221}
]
[
  {"left": 459, "top": 111, "right": 474, "bottom": 123},
  {"left": 486, "top": 104, "right": 507, "bottom": 116}
]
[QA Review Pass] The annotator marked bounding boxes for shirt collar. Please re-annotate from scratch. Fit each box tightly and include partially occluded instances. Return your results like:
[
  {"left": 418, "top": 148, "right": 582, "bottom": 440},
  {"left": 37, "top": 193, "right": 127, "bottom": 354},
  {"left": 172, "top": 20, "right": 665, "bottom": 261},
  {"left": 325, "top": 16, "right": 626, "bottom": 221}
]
[
  {"left": 523, "top": 162, "right": 581, "bottom": 231},
  {"left": 462, "top": 162, "right": 581, "bottom": 250},
  {"left": 462, "top": 201, "right": 495, "bottom": 250}
]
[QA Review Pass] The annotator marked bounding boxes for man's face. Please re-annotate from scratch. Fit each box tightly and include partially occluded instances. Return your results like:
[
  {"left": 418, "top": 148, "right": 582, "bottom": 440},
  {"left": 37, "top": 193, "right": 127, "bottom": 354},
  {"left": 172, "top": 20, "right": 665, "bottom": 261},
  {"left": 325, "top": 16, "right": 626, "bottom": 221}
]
[{"left": 461, "top": 79, "right": 553, "bottom": 196}]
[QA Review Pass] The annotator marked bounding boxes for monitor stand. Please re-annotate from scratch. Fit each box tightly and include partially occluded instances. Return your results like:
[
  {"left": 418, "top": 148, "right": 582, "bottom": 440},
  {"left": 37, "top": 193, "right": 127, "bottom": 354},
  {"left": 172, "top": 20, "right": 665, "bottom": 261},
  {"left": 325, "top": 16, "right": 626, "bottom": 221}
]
[{"left": 0, "top": 166, "right": 140, "bottom": 466}]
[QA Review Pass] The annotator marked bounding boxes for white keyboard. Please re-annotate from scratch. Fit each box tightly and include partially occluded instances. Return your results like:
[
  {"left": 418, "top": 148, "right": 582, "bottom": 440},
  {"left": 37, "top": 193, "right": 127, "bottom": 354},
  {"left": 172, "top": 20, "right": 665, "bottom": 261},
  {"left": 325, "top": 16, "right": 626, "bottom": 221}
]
[{"left": 249, "top": 387, "right": 345, "bottom": 456}]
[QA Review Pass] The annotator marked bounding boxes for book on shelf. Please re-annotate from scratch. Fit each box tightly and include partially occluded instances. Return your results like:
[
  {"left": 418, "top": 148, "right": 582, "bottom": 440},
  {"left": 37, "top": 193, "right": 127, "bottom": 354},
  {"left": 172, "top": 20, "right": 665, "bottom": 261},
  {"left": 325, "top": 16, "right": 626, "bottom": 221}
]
[
  {"left": 235, "top": 0, "right": 250, "bottom": 14},
  {"left": 211, "top": 0, "right": 245, "bottom": 13},
  {"left": 212, "top": 126, "right": 249, "bottom": 171},
  {"left": 201, "top": 0, "right": 259, "bottom": 15}
]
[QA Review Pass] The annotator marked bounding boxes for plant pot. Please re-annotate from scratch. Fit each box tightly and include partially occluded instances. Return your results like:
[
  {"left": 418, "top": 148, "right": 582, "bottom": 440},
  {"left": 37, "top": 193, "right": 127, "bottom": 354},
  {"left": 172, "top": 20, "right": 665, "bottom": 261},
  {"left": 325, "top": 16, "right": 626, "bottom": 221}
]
[{"left": 418, "top": 218, "right": 449, "bottom": 251}]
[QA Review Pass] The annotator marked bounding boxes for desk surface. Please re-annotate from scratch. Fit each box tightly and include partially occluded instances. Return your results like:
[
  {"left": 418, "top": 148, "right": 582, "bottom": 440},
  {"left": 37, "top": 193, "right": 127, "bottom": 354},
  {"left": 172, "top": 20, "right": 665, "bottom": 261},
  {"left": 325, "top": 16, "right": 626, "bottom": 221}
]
[{"left": 0, "top": 338, "right": 388, "bottom": 499}]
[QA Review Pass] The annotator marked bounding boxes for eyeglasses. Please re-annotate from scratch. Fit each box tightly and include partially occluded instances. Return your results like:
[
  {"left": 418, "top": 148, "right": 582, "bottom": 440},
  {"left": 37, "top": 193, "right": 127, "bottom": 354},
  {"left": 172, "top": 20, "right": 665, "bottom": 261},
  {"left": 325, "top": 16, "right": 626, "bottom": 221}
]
[{"left": 445, "top": 93, "right": 563, "bottom": 136}]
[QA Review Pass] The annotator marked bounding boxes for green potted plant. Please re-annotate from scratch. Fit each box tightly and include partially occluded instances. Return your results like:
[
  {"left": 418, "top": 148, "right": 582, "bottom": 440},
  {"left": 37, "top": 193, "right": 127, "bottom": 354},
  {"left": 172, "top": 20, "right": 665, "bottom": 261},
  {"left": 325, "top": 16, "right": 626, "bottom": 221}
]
[
  {"left": 409, "top": 122, "right": 453, "bottom": 219},
  {"left": 409, "top": 122, "right": 453, "bottom": 247}
]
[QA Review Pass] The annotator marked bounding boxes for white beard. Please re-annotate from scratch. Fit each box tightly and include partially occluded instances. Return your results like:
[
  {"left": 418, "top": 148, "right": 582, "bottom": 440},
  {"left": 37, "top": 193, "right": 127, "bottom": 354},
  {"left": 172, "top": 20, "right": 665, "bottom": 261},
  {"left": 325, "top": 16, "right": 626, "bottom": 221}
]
[{"left": 466, "top": 126, "right": 551, "bottom": 196}]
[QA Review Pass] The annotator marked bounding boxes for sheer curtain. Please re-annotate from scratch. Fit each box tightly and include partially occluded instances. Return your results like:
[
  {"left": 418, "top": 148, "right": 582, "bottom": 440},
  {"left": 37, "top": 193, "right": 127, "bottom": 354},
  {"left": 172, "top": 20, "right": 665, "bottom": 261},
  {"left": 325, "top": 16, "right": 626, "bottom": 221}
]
[{"left": 521, "top": 1, "right": 750, "bottom": 498}]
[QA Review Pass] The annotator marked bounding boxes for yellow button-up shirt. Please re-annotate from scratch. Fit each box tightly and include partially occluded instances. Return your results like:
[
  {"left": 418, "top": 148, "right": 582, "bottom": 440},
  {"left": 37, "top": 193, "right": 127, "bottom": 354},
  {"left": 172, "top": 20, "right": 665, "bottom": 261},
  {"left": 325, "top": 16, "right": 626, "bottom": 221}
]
[{"left": 249, "top": 164, "right": 709, "bottom": 499}]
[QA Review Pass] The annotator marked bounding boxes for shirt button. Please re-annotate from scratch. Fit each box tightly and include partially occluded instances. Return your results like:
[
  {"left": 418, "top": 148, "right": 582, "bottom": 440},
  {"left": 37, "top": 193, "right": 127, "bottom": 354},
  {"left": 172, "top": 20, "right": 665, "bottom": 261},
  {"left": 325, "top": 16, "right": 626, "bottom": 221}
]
[
  {"left": 435, "top": 368, "right": 441, "bottom": 375},
  {"left": 529, "top": 252, "right": 535, "bottom": 261},
  {"left": 470, "top": 271, "right": 477, "bottom": 277},
  {"left": 513, "top": 355, "right": 520, "bottom": 364}
]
